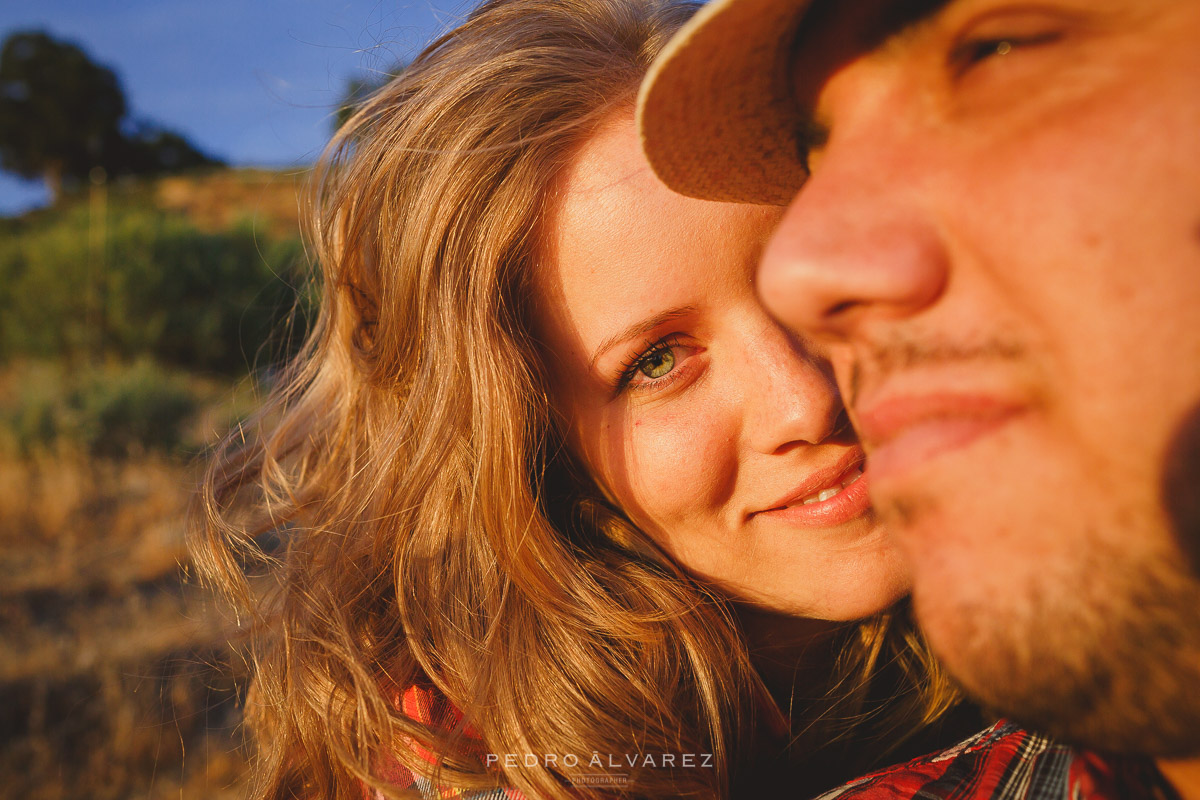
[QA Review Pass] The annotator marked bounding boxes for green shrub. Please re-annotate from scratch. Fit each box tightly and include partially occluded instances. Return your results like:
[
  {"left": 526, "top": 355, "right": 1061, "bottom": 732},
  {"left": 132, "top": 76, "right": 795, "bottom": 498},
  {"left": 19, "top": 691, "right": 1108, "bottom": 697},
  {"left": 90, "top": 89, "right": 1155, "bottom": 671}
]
[
  {"left": 0, "top": 203, "right": 308, "bottom": 374},
  {"left": 71, "top": 360, "right": 198, "bottom": 457},
  {"left": 1, "top": 365, "right": 62, "bottom": 449},
  {"left": 0, "top": 360, "right": 201, "bottom": 457}
]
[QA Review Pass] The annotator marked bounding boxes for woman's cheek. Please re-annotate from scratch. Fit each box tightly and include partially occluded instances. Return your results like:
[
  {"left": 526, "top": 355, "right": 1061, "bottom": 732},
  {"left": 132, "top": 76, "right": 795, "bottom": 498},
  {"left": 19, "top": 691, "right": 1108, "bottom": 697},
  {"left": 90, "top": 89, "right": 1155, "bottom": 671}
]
[{"left": 619, "top": 403, "right": 740, "bottom": 537}]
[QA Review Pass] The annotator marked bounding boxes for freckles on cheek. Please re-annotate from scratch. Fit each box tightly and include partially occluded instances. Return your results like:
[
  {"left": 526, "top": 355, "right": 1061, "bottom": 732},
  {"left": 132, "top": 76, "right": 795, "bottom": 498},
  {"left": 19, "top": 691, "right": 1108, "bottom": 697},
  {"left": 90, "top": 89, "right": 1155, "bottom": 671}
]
[{"left": 618, "top": 409, "right": 737, "bottom": 528}]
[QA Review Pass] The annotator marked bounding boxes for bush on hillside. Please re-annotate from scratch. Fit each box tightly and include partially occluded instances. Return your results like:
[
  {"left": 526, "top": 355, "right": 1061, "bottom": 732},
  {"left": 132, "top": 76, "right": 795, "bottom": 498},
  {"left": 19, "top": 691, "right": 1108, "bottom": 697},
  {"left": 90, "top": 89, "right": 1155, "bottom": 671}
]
[
  {"left": 0, "top": 205, "right": 307, "bottom": 373},
  {"left": 0, "top": 359, "right": 200, "bottom": 457}
]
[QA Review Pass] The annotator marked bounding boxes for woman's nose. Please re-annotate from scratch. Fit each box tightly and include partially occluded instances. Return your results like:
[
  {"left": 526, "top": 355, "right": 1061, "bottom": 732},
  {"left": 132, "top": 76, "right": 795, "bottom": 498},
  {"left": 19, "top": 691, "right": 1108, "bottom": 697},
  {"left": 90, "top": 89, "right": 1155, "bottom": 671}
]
[{"left": 743, "top": 326, "right": 844, "bottom": 455}]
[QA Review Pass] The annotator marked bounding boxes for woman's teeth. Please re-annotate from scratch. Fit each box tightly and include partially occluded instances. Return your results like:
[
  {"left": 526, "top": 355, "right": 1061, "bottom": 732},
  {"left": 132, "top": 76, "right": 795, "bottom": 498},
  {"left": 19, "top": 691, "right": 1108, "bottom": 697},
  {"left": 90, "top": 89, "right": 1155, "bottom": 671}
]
[{"left": 799, "top": 466, "right": 863, "bottom": 506}]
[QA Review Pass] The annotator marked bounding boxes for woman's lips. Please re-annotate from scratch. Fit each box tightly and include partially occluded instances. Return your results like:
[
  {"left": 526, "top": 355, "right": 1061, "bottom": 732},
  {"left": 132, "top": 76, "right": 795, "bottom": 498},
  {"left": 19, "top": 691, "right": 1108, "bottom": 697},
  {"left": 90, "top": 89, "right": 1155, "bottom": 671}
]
[
  {"left": 753, "top": 457, "right": 872, "bottom": 528},
  {"left": 856, "top": 394, "right": 1026, "bottom": 484}
]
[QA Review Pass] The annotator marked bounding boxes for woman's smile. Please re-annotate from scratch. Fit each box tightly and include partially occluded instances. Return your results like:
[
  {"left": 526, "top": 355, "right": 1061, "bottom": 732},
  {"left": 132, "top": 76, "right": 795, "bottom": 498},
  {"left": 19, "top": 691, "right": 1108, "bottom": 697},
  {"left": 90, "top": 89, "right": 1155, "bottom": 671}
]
[{"left": 751, "top": 450, "right": 869, "bottom": 527}]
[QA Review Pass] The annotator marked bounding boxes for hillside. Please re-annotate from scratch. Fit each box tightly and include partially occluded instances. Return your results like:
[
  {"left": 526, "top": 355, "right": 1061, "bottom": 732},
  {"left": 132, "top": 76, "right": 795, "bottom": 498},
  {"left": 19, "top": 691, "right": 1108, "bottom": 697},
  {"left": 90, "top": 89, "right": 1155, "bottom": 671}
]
[
  {"left": 155, "top": 168, "right": 305, "bottom": 239},
  {"left": 0, "top": 167, "right": 308, "bottom": 800},
  {"left": 3, "top": 166, "right": 303, "bottom": 233}
]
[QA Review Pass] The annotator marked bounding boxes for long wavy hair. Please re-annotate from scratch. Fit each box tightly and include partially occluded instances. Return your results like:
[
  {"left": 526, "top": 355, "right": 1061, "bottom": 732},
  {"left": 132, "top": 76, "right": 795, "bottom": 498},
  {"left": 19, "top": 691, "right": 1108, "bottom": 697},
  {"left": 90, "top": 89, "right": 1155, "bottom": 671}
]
[{"left": 190, "top": 1, "right": 959, "bottom": 797}]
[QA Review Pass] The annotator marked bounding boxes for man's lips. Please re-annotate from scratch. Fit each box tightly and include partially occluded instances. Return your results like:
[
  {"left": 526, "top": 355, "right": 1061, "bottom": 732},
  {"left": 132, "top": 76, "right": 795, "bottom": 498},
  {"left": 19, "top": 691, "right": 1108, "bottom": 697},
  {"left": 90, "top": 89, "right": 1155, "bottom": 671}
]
[
  {"left": 751, "top": 448, "right": 871, "bottom": 527},
  {"left": 855, "top": 394, "right": 1026, "bottom": 482}
]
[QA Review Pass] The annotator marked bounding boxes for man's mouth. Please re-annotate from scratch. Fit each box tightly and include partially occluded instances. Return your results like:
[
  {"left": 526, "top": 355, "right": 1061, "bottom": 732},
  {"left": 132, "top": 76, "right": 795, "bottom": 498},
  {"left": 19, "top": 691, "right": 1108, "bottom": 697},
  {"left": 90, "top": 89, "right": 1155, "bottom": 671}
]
[{"left": 856, "top": 393, "right": 1026, "bottom": 483}]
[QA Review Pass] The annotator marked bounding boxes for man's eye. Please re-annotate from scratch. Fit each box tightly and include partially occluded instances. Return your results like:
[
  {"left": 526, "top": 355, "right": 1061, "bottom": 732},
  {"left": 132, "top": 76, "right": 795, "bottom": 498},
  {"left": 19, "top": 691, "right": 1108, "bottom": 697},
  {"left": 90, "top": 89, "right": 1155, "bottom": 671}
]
[
  {"left": 955, "top": 37, "right": 1016, "bottom": 67},
  {"left": 948, "top": 30, "right": 1062, "bottom": 76}
]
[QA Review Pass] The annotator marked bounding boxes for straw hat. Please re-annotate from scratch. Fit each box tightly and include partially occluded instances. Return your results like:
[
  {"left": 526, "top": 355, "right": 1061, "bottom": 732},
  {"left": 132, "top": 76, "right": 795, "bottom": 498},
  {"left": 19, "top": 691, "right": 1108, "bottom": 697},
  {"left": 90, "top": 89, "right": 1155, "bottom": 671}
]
[{"left": 637, "top": 0, "right": 816, "bottom": 205}]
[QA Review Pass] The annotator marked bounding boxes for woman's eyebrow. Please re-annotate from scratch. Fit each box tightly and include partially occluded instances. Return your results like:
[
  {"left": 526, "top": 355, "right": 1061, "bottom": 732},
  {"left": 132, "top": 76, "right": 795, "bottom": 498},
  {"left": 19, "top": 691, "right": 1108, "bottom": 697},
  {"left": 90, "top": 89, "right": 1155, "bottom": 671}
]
[{"left": 589, "top": 305, "right": 697, "bottom": 369}]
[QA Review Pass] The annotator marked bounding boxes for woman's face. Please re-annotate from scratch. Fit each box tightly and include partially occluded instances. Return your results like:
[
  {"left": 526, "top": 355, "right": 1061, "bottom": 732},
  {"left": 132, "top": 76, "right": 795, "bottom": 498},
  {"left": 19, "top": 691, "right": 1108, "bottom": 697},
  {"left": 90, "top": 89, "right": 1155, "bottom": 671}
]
[{"left": 534, "top": 114, "right": 908, "bottom": 619}]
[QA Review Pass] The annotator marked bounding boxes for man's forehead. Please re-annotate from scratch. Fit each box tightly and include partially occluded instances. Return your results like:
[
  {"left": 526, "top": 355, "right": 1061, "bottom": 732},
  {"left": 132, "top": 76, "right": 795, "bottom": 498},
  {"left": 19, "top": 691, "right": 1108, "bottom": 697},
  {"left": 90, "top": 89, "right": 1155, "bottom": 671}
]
[
  {"left": 787, "top": 0, "right": 958, "bottom": 159},
  {"left": 788, "top": 0, "right": 950, "bottom": 110}
]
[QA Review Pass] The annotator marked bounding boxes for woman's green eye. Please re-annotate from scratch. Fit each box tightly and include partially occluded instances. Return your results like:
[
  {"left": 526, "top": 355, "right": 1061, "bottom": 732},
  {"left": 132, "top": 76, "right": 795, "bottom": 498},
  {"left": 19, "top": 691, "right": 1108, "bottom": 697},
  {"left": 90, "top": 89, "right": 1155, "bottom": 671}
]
[{"left": 638, "top": 348, "right": 675, "bottom": 379}]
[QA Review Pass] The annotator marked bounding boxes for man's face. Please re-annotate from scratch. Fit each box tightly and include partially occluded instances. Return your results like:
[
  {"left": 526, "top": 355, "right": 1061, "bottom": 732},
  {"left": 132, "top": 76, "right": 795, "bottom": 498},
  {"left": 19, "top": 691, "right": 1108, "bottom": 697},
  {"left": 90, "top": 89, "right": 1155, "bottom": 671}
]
[{"left": 759, "top": 0, "right": 1200, "bottom": 754}]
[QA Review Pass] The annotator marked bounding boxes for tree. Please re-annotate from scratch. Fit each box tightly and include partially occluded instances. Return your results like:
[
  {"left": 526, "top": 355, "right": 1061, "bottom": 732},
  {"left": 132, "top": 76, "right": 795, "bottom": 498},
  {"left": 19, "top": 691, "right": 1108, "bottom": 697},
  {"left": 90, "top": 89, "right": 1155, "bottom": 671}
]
[
  {"left": 116, "top": 120, "right": 223, "bottom": 176},
  {"left": 0, "top": 31, "right": 126, "bottom": 200},
  {"left": 0, "top": 30, "right": 224, "bottom": 202}
]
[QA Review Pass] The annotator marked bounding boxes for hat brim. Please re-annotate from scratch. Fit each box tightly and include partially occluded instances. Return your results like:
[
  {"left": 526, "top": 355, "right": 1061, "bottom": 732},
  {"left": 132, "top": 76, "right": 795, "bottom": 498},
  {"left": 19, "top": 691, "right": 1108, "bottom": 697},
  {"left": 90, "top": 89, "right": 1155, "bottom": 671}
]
[{"left": 637, "top": 0, "right": 815, "bottom": 205}]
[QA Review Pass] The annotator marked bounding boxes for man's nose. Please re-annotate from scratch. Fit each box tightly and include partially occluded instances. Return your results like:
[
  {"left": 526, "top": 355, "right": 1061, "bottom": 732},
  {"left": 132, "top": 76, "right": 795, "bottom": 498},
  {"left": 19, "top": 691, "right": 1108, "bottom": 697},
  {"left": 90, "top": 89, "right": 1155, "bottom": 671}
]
[{"left": 757, "top": 149, "right": 949, "bottom": 343}]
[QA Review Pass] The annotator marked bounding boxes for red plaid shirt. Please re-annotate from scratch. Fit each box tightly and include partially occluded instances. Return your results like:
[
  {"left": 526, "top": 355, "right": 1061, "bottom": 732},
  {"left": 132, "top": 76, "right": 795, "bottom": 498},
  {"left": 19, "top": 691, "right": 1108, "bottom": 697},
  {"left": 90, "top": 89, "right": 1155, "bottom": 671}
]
[
  {"left": 368, "top": 684, "right": 527, "bottom": 800},
  {"left": 814, "top": 720, "right": 1179, "bottom": 800},
  {"left": 373, "top": 688, "right": 1176, "bottom": 800}
]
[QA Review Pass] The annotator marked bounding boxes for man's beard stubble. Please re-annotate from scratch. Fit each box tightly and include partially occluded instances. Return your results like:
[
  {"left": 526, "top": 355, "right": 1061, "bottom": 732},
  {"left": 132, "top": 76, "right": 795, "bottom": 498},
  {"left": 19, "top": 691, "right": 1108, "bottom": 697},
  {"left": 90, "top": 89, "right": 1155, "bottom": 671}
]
[
  {"left": 948, "top": 537, "right": 1200, "bottom": 757},
  {"left": 852, "top": 337, "right": 1200, "bottom": 757}
]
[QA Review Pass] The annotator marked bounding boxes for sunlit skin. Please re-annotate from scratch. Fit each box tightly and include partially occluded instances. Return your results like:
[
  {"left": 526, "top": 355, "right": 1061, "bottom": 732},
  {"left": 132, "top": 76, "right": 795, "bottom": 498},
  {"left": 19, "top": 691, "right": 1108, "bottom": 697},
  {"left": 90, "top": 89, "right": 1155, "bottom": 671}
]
[
  {"left": 758, "top": 0, "right": 1200, "bottom": 777},
  {"left": 534, "top": 113, "right": 909, "bottom": 622}
]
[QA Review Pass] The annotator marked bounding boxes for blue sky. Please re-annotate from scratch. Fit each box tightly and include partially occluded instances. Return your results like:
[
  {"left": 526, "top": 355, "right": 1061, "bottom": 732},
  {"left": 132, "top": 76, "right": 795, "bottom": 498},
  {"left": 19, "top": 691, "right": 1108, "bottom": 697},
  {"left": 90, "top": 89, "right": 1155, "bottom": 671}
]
[{"left": 0, "top": 0, "right": 480, "bottom": 214}]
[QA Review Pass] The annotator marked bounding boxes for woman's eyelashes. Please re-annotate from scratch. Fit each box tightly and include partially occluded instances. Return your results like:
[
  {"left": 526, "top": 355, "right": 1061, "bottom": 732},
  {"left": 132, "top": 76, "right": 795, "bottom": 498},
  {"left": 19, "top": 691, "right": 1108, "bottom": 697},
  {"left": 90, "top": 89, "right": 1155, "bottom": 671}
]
[{"left": 614, "top": 334, "right": 701, "bottom": 396}]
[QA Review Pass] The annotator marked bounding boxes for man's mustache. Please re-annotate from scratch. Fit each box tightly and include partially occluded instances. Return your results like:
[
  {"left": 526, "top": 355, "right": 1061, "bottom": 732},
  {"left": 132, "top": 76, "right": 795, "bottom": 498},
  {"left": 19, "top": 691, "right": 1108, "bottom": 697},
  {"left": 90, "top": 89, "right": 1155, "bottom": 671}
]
[{"left": 845, "top": 336, "right": 1030, "bottom": 410}]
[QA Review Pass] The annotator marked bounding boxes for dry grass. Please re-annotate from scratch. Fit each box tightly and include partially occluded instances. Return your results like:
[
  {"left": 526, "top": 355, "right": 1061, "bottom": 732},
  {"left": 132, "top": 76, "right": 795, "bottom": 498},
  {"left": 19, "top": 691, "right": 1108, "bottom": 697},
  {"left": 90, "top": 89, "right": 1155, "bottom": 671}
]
[
  {"left": 156, "top": 169, "right": 304, "bottom": 240},
  {"left": 0, "top": 446, "right": 252, "bottom": 800},
  {"left": 0, "top": 451, "right": 193, "bottom": 595}
]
